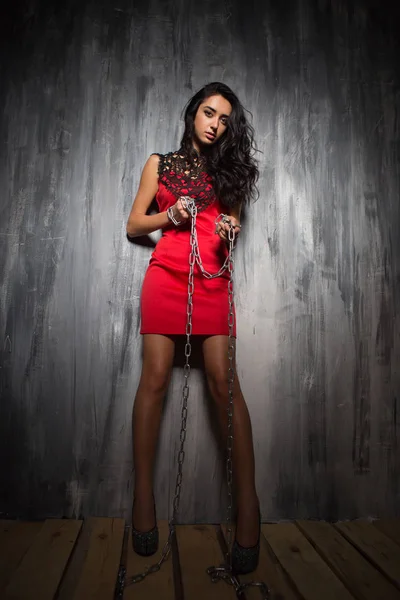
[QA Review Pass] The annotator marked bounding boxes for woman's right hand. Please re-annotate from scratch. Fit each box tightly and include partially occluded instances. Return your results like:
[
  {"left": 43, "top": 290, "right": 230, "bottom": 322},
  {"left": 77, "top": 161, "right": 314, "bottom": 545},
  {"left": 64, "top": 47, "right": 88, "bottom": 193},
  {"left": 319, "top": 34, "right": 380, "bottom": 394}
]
[{"left": 170, "top": 197, "right": 191, "bottom": 224}]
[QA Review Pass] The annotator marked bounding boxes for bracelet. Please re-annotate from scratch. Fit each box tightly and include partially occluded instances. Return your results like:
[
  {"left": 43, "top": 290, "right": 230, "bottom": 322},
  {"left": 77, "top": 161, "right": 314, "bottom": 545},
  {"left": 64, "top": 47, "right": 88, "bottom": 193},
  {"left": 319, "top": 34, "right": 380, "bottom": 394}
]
[{"left": 167, "top": 206, "right": 182, "bottom": 226}]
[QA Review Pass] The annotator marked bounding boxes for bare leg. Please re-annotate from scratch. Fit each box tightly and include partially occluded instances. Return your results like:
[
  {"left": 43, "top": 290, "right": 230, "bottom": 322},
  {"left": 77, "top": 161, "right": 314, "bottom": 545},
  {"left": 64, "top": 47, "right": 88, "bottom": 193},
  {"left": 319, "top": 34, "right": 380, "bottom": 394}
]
[
  {"left": 132, "top": 334, "right": 175, "bottom": 531},
  {"left": 202, "top": 335, "right": 260, "bottom": 547}
]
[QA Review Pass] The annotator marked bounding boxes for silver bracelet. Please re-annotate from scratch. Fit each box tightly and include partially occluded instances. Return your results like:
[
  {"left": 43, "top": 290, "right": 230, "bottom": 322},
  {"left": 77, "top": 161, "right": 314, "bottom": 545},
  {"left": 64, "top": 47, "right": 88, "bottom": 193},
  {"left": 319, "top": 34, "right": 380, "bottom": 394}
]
[{"left": 167, "top": 206, "right": 182, "bottom": 226}]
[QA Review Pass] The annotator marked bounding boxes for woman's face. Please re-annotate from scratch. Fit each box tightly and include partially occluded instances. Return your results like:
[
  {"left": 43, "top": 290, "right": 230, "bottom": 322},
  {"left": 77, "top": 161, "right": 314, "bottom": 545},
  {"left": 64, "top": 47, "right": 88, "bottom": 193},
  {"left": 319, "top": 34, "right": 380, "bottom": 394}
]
[{"left": 192, "top": 94, "right": 232, "bottom": 151}]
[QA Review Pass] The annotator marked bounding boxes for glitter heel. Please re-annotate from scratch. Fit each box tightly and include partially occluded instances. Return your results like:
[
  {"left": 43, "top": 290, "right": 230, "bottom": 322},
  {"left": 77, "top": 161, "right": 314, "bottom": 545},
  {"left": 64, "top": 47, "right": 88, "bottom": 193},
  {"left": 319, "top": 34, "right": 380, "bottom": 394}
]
[
  {"left": 231, "top": 507, "right": 261, "bottom": 575},
  {"left": 131, "top": 497, "right": 159, "bottom": 557}
]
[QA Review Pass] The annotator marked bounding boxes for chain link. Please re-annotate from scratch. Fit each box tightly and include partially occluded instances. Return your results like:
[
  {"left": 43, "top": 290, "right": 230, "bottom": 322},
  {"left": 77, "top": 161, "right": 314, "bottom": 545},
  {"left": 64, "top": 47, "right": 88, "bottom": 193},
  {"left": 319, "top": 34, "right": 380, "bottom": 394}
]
[{"left": 124, "top": 197, "right": 269, "bottom": 599}]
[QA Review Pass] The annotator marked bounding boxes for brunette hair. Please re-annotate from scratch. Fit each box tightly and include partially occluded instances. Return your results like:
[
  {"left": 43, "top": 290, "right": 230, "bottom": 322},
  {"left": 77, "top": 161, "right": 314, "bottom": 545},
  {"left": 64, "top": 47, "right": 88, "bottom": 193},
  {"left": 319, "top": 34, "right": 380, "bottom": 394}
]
[{"left": 180, "top": 82, "right": 259, "bottom": 208}]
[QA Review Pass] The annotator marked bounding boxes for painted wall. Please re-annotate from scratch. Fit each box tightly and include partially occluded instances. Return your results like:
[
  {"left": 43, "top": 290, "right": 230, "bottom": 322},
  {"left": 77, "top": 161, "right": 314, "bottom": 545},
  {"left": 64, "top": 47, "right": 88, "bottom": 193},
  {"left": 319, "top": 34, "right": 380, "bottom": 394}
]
[{"left": 0, "top": 0, "right": 399, "bottom": 522}]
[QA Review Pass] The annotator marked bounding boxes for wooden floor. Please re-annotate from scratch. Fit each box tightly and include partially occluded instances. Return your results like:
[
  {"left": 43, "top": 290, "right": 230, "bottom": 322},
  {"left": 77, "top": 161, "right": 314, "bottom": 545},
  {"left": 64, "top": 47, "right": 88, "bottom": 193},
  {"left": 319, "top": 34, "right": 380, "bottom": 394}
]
[{"left": 1, "top": 516, "right": 400, "bottom": 599}]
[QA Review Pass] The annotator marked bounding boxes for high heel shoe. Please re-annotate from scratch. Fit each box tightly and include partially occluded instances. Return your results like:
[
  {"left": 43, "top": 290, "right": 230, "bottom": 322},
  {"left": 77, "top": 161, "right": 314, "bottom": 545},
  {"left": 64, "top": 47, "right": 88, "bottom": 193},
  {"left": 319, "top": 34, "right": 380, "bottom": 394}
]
[
  {"left": 231, "top": 507, "right": 261, "bottom": 575},
  {"left": 131, "top": 496, "right": 159, "bottom": 557}
]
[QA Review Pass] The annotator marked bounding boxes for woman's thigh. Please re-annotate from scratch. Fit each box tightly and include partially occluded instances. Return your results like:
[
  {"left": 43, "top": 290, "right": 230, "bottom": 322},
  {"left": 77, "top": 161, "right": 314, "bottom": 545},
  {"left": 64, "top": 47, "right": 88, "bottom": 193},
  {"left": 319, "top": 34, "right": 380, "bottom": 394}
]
[{"left": 140, "top": 334, "right": 176, "bottom": 392}]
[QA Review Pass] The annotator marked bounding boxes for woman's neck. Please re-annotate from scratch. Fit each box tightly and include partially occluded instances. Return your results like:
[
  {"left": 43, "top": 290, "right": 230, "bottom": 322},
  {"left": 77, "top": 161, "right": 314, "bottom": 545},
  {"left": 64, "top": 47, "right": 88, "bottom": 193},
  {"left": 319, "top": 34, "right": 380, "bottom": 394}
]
[{"left": 192, "top": 140, "right": 201, "bottom": 155}]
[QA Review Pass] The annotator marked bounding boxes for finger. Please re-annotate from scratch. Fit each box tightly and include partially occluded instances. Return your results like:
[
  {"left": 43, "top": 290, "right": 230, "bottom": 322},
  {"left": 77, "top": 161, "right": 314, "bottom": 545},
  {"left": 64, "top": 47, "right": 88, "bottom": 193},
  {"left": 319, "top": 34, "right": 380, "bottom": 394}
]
[{"left": 178, "top": 207, "right": 189, "bottom": 219}]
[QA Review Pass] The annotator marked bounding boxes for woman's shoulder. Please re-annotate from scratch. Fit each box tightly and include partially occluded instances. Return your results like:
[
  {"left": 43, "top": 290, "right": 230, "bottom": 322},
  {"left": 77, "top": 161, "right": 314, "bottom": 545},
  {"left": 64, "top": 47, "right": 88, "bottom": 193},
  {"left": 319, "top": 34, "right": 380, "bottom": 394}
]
[
  {"left": 150, "top": 150, "right": 182, "bottom": 177},
  {"left": 151, "top": 149, "right": 180, "bottom": 159},
  {"left": 150, "top": 149, "right": 181, "bottom": 163}
]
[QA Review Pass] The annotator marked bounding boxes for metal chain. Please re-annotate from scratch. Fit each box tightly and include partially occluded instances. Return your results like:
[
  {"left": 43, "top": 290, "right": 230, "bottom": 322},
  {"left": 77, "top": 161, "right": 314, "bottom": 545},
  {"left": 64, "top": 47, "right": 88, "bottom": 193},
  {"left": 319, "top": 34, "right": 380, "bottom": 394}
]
[{"left": 123, "top": 197, "right": 269, "bottom": 599}]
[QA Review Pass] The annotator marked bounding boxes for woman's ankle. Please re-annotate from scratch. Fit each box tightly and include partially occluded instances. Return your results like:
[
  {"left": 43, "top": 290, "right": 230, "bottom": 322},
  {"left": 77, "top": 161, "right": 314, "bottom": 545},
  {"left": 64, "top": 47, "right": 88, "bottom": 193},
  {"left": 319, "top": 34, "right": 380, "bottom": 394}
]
[
  {"left": 132, "top": 493, "right": 157, "bottom": 531},
  {"left": 236, "top": 490, "right": 259, "bottom": 511},
  {"left": 133, "top": 483, "right": 154, "bottom": 500}
]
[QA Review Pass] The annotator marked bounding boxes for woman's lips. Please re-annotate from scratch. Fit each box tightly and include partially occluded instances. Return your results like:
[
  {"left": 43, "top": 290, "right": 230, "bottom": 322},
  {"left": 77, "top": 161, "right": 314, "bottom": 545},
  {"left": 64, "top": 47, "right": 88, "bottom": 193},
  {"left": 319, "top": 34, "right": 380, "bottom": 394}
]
[{"left": 205, "top": 132, "right": 216, "bottom": 141}]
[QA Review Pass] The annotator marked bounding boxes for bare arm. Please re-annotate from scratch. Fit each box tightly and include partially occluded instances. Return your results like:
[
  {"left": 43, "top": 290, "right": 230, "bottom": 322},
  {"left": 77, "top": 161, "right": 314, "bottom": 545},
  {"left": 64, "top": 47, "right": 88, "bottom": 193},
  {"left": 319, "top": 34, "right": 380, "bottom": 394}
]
[
  {"left": 126, "top": 155, "right": 170, "bottom": 238},
  {"left": 229, "top": 203, "right": 242, "bottom": 224},
  {"left": 216, "top": 202, "right": 242, "bottom": 243},
  {"left": 126, "top": 155, "right": 190, "bottom": 237}
]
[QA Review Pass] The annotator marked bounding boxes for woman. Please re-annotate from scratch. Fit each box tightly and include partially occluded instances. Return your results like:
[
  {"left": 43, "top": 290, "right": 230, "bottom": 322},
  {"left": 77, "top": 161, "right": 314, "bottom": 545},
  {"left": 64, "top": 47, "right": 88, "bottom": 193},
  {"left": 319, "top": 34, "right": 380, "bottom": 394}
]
[{"left": 126, "top": 82, "right": 260, "bottom": 574}]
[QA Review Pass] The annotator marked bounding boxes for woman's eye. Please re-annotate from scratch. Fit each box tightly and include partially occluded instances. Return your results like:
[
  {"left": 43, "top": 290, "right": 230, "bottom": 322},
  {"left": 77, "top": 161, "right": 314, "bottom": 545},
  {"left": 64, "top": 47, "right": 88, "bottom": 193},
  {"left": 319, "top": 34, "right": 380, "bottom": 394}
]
[
  {"left": 221, "top": 118, "right": 228, "bottom": 125},
  {"left": 205, "top": 110, "right": 212, "bottom": 117}
]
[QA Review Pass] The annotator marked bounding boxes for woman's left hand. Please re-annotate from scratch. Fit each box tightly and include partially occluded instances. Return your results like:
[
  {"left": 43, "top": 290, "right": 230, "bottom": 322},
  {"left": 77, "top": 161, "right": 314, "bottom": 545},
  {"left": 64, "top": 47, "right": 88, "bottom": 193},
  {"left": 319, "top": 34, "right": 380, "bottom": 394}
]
[{"left": 215, "top": 216, "right": 241, "bottom": 244}]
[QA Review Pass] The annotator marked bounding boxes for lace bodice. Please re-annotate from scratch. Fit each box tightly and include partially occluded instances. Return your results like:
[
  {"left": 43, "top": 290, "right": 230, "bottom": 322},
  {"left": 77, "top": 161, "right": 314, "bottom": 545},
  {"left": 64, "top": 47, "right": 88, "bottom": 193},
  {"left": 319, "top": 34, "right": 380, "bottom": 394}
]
[{"left": 153, "top": 150, "right": 216, "bottom": 212}]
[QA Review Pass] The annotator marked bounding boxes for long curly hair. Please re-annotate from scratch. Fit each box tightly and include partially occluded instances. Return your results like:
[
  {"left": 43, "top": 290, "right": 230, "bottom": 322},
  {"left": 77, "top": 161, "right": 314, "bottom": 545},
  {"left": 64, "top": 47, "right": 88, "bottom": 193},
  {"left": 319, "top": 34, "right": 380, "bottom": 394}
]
[{"left": 180, "top": 82, "right": 259, "bottom": 208}]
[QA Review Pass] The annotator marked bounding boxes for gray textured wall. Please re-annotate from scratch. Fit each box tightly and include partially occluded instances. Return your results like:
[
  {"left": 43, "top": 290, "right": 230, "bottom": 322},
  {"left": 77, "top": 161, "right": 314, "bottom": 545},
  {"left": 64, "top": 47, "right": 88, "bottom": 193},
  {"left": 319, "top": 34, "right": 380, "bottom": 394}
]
[{"left": 0, "top": 0, "right": 399, "bottom": 522}]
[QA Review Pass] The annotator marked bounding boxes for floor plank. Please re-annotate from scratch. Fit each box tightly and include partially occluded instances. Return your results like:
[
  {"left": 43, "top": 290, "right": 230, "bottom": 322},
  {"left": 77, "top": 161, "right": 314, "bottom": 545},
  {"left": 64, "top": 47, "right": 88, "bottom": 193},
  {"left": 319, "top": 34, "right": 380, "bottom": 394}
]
[
  {"left": 374, "top": 519, "right": 400, "bottom": 547},
  {"left": 70, "top": 517, "right": 125, "bottom": 600},
  {"left": 123, "top": 520, "right": 175, "bottom": 600},
  {"left": 297, "top": 520, "right": 400, "bottom": 600},
  {"left": 220, "top": 522, "right": 300, "bottom": 600},
  {"left": 262, "top": 522, "right": 355, "bottom": 600},
  {"left": 335, "top": 520, "right": 400, "bottom": 591},
  {"left": 56, "top": 518, "right": 98, "bottom": 600},
  {"left": 176, "top": 524, "right": 237, "bottom": 599},
  {"left": 5, "top": 519, "right": 82, "bottom": 600},
  {"left": 0, "top": 520, "right": 43, "bottom": 595},
  {"left": 3, "top": 516, "right": 400, "bottom": 600}
]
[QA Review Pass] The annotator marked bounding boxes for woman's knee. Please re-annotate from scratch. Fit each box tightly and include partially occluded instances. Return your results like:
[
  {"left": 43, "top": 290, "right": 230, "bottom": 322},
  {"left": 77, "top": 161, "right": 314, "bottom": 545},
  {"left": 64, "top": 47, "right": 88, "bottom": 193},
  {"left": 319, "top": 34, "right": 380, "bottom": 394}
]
[
  {"left": 206, "top": 366, "right": 242, "bottom": 407},
  {"left": 139, "top": 360, "right": 172, "bottom": 396},
  {"left": 206, "top": 368, "right": 229, "bottom": 403}
]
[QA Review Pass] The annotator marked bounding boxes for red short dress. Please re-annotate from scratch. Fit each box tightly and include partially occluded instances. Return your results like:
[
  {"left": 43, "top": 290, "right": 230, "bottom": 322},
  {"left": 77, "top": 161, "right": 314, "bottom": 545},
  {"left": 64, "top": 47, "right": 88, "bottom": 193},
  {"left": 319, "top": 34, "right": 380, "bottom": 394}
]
[{"left": 139, "top": 150, "right": 236, "bottom": 337}]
